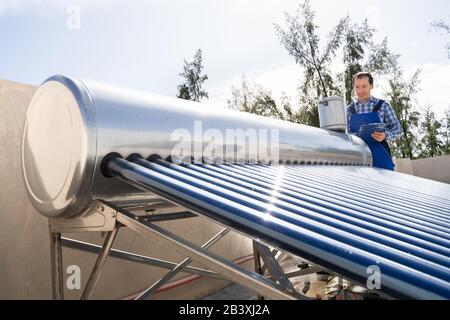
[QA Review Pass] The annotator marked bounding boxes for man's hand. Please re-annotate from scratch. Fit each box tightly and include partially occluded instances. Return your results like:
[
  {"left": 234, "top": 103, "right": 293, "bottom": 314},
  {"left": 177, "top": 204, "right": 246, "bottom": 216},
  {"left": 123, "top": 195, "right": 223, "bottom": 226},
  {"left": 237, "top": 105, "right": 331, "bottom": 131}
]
[{"left": 372, "top": 131, "right": 386, "bottom": 142}]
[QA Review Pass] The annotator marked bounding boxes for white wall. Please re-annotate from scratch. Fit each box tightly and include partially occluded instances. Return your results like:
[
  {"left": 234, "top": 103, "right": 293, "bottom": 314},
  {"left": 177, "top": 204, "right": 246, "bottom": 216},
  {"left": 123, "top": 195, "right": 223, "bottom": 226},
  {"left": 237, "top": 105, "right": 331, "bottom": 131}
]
[{"left": 395, "top": 155, "right": 450, "bottom": 184}]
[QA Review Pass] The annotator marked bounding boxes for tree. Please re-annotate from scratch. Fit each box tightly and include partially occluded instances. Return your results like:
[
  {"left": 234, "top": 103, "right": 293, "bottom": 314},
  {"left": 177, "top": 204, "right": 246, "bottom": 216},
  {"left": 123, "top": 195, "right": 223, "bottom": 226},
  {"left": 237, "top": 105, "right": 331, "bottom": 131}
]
[
  {"left": 387, "top": 69, "right": 422, "bottom": 159},
  {"left": 228, "top": 76, "right": 252, "bottom": 112},
  {"left": 280, "top": 92, "right": 305, "bottom": 124},
  {"left": 442, "top": 108, "right": 450, "bottom": 155},
  {"left": 274, "top": 1, "right": 399, "bottom": 126},
  {"left": 274, "top": 0, "right": 346, "bottom": 127},
  {"left": 227, "top": 76, "right": 285, "bottom": 119},
  {"left": 340, "top": 19, "right": 399, "bottom": 104},
  {"left": 418, "top": 106, "right": 444, "bottom": 158},
  {"left": 177, "top": 49, "right": 209, "bottom": 102},
  {"left": 431, "top": 19, "right": 450, "bottom": 33},
  {"left": 227, "top": 77, "right": 310, "bottom": 122},
  {"left": 430, "top": 19, "right": 450, "bottom": 58}
]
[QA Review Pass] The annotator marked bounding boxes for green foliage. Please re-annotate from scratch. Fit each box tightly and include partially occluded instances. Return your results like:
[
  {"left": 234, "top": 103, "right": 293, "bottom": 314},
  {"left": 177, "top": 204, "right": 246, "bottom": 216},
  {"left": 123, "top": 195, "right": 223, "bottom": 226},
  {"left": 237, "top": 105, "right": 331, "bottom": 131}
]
[
  {"left": 387, "top": 70, "right": 422, "bottom": 159},
  {"left": 383, "top": 69, "right": 449, "bottom": 160},
  {"left": 227, "top": 77, "right": 285, "bottom": 120},
  {"left": 442, "top": 108, "right": 450, "bottom": 155},
  {"left": 430, "top": 19, "right": 450, "bottom": 58},
  {"left": 227, "top": 77, "right": 307, "bottom": 123},
  {"left": 274, "top": 0, "right": 345, "bottom": 126},
  {"left": 273, "top": 1, "right": 399, "bottom": 126},
  {"left": 341, "top": 19, "right": 399, "bottom": 104},
  {"left": 418, "top": 106, "right": 444, "bottom": 158},
  {"left": 177, "top": 49, "right": 209, "bottom": 102}
]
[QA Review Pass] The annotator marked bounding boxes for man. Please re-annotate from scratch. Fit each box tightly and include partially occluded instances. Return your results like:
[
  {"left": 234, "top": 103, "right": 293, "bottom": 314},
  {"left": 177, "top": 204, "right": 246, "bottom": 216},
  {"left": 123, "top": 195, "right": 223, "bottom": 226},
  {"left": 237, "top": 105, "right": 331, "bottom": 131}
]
[{"left": 347, "top": 72, "right": 403, "bottom": 170}]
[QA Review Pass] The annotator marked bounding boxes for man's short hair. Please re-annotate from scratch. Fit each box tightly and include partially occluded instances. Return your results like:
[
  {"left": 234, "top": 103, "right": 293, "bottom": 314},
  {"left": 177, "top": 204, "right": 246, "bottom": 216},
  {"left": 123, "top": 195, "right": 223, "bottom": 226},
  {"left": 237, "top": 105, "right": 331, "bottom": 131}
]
[{"left": 352, "top": 72, "right": 374, "bottom": 86}]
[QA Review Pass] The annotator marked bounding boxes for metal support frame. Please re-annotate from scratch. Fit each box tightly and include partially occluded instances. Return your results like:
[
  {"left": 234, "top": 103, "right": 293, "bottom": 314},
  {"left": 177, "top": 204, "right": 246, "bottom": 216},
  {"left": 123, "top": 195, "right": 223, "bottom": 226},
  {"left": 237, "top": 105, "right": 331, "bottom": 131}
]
[
  {"left": 48, "top": 199, "right": 318, "bottom": 300},
  {"left": 50, "top": 231, "right": 64, "bottom": 300},
  {"left": 135, "top": 227, "right": 230, "bottom": 300},
  {"left": 253, "top": 242, "right": 298, "bottom": 295},
  {"left": 61, "top": 237, "right": 221, "bottom": 279},
  {"left": 81, "top": 226, "right": 120, "bottom": 300},
  {"left": 252, "top": 241, "right": 264, "bottom": 300},
  {"left": 116, "top": 210, "right": 297, "bottom": 300},
  {"left": 252, "top": 241, "right": 326, "bottom": 300}
]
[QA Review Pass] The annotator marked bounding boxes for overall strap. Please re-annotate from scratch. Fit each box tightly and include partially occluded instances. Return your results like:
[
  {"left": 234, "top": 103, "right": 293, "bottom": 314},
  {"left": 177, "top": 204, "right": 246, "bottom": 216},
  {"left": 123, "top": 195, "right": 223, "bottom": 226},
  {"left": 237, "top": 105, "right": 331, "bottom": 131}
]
[
  {"left": 372, "top": 99, "right": 385, "bottom": 113},
  {"left": 381, "top": 140, "right": 392, "bottom": 157},
  {"left": 371, "top": 99, "right": 391, "bottom": 156},
  {"left": 349, "top": 102, "right": 357, "bottom": 114}
]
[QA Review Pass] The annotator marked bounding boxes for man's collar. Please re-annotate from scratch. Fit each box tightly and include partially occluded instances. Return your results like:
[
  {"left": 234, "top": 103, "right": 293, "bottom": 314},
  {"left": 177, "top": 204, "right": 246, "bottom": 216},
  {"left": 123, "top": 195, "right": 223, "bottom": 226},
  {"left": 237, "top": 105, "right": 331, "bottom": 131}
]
[{"left": 354, "top": 96, "right": 374, "bottom": 104}]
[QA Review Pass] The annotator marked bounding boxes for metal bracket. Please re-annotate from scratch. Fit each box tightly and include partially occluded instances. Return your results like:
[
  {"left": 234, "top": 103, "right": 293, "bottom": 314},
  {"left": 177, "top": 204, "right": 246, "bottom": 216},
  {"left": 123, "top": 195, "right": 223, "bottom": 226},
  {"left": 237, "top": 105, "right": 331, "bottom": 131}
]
[
  {"left": 253, "top": 242, "right": 297, "bottom": 294},
  {"left": 49, "top": 200, "right": 118, "bottom": 233},
  {"left": 252, "top": 241, "right": 323, "bottom": 299}
]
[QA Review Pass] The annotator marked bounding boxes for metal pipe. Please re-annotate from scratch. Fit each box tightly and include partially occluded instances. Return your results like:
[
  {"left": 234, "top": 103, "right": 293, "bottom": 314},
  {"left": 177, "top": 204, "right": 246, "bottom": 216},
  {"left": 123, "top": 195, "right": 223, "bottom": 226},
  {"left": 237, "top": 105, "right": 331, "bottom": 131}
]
[
  {"left": 106, "top": 157, "right": 450, "bottom": 299},
  {"left": 180, "top": 162, "right": 450, "bottom": 254},
  {"left": 314, "top": 166, "right": 450, "bottom": 208},
  {"left": 233, "top": 164, "right": 450, "bottom": 229},
  {"left": 212, "top": 164, "right": 450, "bottom": 242},
  {"left": 286, "top": 165, "right": 450, "bottom": 220},
  {"left": 131, "top": 159, "right": 450, "bottom": 280},
  {"left": 144, "top": 159, "right": 450, "bottom": 264}
]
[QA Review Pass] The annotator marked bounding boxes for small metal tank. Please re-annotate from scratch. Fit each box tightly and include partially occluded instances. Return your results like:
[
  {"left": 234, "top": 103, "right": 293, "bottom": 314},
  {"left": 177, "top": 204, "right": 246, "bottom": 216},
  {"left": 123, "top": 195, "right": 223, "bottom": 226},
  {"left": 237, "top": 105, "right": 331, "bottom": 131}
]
[{"left": 318, "top": 96, "right": 347, "bottom": 132}]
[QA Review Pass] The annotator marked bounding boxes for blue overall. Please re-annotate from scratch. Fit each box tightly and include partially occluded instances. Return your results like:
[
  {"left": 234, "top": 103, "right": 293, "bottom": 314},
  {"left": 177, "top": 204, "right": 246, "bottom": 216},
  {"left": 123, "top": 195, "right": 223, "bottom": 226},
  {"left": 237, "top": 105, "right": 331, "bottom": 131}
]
[{"left": 349, "top": 100, "right": 395, "bottom": 171}]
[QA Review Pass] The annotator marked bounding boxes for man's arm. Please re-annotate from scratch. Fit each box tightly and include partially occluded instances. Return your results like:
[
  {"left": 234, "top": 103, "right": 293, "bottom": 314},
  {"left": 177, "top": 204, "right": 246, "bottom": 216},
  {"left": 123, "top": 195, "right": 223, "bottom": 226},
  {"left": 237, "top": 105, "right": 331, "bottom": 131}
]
[{"left": 382, "top": 102, "right": 404, "bottom": 141}]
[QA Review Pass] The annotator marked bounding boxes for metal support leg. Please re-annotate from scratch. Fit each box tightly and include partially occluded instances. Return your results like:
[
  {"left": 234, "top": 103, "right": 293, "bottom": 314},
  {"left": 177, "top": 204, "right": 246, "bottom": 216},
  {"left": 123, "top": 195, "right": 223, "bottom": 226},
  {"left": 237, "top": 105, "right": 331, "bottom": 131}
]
[
  {"left": 81, "top": 225, "right": 120, "bottom": 300},
  {"left": 253, "top": 243, "right": 297, "bottom": 295},
  {"left": 136, "top": 228, "right": 230, "bottom": 300},
  {"left": 50, "top": 232, "right": 64, "bottom": 300},
  {"left": 253, "top": 241, "right": 265, "bottom": 300},
  {"left": 259, "top": 248, "right": 278, "bottom": 275}
]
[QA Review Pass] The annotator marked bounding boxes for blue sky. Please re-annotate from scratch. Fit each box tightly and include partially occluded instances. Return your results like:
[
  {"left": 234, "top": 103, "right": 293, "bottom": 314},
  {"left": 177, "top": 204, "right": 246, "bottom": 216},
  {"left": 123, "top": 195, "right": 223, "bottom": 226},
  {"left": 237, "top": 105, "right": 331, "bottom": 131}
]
[{"left": 1, "top": 0, "right": 449, "bottom": 115}]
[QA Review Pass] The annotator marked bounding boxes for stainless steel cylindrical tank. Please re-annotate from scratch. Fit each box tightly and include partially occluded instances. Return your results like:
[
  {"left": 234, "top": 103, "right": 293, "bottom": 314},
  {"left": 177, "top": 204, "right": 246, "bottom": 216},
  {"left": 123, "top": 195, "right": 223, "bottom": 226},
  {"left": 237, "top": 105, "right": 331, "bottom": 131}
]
[
  {"left": 22, "top": 75, "right": 371, "bottom": 219},
  {"left": 318, "top": 96, "right": 347, "bottom": 132}
]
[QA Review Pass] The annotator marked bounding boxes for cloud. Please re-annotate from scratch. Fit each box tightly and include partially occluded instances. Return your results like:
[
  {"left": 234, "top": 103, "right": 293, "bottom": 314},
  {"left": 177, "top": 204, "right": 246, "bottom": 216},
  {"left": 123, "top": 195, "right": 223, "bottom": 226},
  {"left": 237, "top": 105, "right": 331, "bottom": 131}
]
[
  {"left": 0, "top": 0, "right": 126, "bottom": 16},
  {"left": 408, "top": 63, "right": 450, "bottom": 116},
  {"left": 366, "top": 5, "right": 384, "bottom": 42},
  {"left": 208, "top": 60, "right": 301, "bottom": 108},
  {"left": 0, "top": 0, "right": 24, "bottom": 16},
  {"left": 366, "top": 5, "right": 382, "bottom": 28},
  {"left": 0, "top": 0, "right": 287, "bottom": 17}
]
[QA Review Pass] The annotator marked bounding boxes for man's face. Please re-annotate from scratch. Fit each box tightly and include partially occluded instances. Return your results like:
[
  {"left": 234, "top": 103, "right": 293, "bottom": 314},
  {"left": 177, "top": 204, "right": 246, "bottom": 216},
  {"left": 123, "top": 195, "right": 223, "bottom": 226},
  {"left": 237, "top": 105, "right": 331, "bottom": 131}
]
[{"left": 354, "top": 76, "right": 373, "bottom": 102}]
